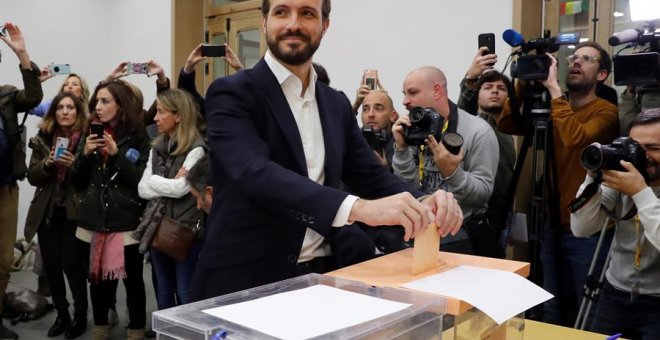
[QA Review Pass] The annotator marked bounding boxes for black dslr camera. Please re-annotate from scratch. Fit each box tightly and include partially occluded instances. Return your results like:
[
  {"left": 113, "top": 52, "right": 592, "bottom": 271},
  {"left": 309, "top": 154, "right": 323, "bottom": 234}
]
[
  {"left": 361, "top": 126, "right": 388, "bottom": 151},
  {"left": 403, "top": 107, "right": 443, "bottom": 146},
  {"left": 581, "top": 137, "right": 648, "bottom": 179}
]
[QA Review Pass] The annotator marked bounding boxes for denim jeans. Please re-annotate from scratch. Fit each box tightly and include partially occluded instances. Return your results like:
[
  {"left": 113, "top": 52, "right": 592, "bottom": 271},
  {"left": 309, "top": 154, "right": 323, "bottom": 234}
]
[
  {"left": 591, "top": 281, "right": 660, "bottom": 340},
  {"left": 540, "top": 225, "right": 612, "bottom": 326},
  {"left": 150, "top": 240, "right": 202, "bottom": 309}
]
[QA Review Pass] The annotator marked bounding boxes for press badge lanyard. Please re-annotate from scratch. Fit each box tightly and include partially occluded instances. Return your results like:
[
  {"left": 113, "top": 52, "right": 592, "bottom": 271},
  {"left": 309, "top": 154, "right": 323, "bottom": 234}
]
[
  {"left": 631, "top": 214, "right": 645, "bottom": 302},
  {"left": 418, "top": 119, "right": 449, "bottom": 180}
]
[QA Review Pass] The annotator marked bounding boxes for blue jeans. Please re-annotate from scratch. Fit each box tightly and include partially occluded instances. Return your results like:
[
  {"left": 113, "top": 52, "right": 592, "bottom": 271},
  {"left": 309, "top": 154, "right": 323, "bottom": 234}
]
[
  {"left": 150, "top": 240, "right": 203, "bottom": 309},
  {"left": 540, "top": 225, "right": 611, "bottom": 326},
  {"left": 591, "top": 281, "right": 660, "bottom": 340}
]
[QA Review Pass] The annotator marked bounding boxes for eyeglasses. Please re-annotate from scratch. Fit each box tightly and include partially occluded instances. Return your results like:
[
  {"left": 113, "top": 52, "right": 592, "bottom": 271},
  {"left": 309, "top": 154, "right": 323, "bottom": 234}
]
[{"left": 565, "top": 54, "right": 600, "bottom": 65}]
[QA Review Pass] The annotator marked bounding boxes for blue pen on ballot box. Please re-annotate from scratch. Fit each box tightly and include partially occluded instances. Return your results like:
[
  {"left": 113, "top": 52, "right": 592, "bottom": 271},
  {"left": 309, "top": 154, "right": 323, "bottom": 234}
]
[
  {"left": 212, "top": 329, "right": 227, "bottom": 340},
  {"left": 606, "top": 333, "right": 622, "bottom": 340}
]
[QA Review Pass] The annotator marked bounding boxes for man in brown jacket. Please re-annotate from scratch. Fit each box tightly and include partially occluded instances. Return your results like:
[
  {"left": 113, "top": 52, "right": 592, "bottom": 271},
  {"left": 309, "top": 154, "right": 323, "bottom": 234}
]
[{"left": 0, "top": 22, "right": 43, "bottom": 339}]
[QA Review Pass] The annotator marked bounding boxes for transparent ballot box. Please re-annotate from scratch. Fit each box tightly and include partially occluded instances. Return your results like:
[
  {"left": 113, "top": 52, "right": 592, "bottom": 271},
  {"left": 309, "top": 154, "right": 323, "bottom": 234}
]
[{"left": 153, "top": 273, "right": 447, "bottom": 339}]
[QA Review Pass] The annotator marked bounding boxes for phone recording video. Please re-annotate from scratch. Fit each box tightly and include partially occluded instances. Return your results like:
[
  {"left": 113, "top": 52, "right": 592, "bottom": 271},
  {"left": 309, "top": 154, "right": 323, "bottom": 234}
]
[
  {"left": 55, "top": 137, "right": 69, "bottom": 160},
  {"left": 126, "top": 62, "right": 149, "bottom": 75},
  {"left": 478, "top": 33, "right": 495, "bottom": 56},
  {"left": 49, "top": 64, "right": 72, "bottom": 75},
  {"left": 201, "top": 44, "right": 226, "bottom": 57},
  {"left": 364, "top": 69, "right": 378, "bottom": 90}
]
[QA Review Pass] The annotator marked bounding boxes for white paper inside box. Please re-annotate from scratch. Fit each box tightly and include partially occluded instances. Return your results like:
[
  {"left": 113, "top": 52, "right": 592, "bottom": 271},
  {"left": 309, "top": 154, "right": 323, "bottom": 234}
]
[{"left": 152, "top": 273, "right": 446, "bottom": 339}]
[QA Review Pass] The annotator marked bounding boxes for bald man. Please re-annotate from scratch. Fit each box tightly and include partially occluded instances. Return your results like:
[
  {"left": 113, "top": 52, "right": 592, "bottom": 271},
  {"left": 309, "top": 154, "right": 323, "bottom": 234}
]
[
  {"left": 361, "top": 90, "right": 398, "bottom": 170},
  {"left": 392, "top": 66, "right": 502, "bottom": 257}
]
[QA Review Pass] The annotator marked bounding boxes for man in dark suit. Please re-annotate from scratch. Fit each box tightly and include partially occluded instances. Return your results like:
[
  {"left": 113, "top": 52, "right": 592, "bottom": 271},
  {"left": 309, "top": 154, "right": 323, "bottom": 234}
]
[{"left": 189, "top": 0, "right": 463, "bottom": 300}]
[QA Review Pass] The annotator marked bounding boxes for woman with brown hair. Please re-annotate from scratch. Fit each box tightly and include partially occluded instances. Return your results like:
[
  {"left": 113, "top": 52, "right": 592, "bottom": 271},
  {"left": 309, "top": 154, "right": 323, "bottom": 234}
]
[{"left": 25, "top": 92, "right": 88, "bottom": 338}]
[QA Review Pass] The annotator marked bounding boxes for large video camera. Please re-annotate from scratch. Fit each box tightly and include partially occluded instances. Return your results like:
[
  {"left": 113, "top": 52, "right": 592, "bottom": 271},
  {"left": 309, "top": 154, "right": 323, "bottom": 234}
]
[
  {"left": 361, "top": 126, "right": 388, "bottom": 151},
  {"left": 403, "top": 107, "right": 443, "bottom": 146},
  {"left": 503, "top": 29, "right": 580, "bottom": 80},
  {"left": 580, "top": 137, "right": 648, "bottom": 179},
  {"left": 609, "top": 22, "right": 660, "bottom": 86}
]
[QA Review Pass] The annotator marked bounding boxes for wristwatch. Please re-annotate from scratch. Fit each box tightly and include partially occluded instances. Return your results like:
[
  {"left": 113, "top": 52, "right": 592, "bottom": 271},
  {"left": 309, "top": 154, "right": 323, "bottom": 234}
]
[{"left": 464, "top": 74, "right": 478, "bottom": 86}]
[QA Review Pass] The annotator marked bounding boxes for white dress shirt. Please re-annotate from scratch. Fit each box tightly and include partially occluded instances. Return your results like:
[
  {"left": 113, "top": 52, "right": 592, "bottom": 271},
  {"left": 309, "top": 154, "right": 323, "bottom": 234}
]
[{"left": 264, "top": 51, "right": 358, "bottom": 263}]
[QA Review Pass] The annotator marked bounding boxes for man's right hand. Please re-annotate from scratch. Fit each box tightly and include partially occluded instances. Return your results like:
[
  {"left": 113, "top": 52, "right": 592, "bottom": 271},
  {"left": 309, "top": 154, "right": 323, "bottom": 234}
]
[
  {"left": 392, "top": 115, "right": 411, "bottom": 150},
  {"left": 466, "top": 47, "right": 498, "bottom": 80},
  {"left": 183, "top": 44, "right": 205, "bottom": 74},
  {"left": 349, "top": 192, "right": 432, "bottom": 242}
]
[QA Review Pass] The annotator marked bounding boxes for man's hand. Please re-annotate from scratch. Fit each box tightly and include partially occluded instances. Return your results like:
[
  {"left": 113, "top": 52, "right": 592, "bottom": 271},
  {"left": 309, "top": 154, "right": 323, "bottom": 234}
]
[
  {"left": 602, "top": 161, "right": 648, "bottom": 197},
  {"left": 1, "top": 22, "right": 31, "bottom": 69},
  {"left": 426, "top": 135, "right": 463, "bottom": 178},
  {"left": 421, "top": 190, "right": 463, "bottom": 237},
  {"left": 540, "top": 53, "right": 563, "bottom": 99},
  {"left": 224, "top": 44, "right": 244, "bottom": 72},
  {"left": 466, "top": 47, "right": 498, "bottom": 80},
  {"left": 352, "top": 85, "right": 371, "bottom": 113},
  {"left": 183, "top": 44, "right": 205, "bottom": 74},
  {"left": 349, "top": 192, "right": 432, "bottom": 242},
  {"left": 392, "top": 115, "right": 410, "bottom": 150},
  {"left": 373, "top": 150, "right": 388, "bottom": 168}
]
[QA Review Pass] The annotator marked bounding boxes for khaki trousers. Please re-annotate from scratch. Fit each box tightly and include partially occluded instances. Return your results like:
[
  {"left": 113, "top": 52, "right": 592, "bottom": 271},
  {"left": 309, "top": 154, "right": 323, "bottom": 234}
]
[{"left": 0, "top": 184, "right": 18, "bottom": 314}]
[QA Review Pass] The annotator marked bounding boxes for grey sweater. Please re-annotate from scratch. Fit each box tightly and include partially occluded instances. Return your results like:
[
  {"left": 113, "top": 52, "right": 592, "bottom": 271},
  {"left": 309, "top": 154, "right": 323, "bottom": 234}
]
[
  {"left": 571, "top": 175, "right": 660, "bottom": 296},
  {"left": 392, "top": 108, "right": 499, "bottom": 219}
]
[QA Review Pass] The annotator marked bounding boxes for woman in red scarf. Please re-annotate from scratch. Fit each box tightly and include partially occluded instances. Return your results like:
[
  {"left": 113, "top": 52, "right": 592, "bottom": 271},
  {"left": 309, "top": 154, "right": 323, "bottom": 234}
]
[
  {"left": 25, "top": 92, "right": 88, "bottom": 338},
  {"left": 71, "top": 81, "right": 150, "bottom": 340}
]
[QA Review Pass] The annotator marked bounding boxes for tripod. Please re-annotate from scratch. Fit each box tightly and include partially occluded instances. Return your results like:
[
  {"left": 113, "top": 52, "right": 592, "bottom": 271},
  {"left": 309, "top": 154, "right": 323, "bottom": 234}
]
[
  {"left": 574, "top": 219, "right": 612, "bottom": 330},
  {"left": 502, "top": 81, "right": 561, "bottom": 318}
]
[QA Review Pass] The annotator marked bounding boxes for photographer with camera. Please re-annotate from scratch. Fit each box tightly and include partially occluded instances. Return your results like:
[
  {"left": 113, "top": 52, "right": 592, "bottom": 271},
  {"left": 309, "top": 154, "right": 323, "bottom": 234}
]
[
  {"left": 497, "top": 41, "right": 619, "bottom": 326},
  {"left": 392, "top": 66, "right": 500, "bottom": 257},
  {"left": 0, "top": 22, "right": 43, "bottom": 340},
  {"left": 458, "top": 48, "right": 516, "bottom": 234},
  {"left": 361, "top": 89, "right": 398, "bottom": 171},
  {"left": 571, "top": 110, "right": 660, "bottom": 339}
]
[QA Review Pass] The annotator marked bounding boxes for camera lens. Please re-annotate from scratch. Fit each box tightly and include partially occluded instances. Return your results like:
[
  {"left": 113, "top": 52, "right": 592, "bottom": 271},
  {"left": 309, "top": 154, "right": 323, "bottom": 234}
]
[
  {"left": 580, "top": 145, "right": 604, "bottom": 171},
  {"left": 409, "top": 107, "right": 426, "bottom": 123},
  {"left": 442, "top": 132, "right": 463, "bottom": 155},
  {"left": 53, "top": 66, "right": 60, "bottom": 72}
]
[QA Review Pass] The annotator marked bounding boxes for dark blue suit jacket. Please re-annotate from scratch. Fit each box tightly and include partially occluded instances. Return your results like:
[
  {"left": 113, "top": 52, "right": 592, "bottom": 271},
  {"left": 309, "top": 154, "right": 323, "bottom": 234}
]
[{"left": 190, "top": 59, "right": 421, "bottom": 300}]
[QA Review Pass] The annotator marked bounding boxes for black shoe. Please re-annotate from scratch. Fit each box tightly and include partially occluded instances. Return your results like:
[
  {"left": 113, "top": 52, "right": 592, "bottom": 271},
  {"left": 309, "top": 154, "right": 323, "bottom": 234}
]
[
  {"left": 145, "top": 328, "right": 156, "bottom": 338},
  {"left": 47, "top": 313, "right": 71, "bottom": 337},
  {"left": 64, "top": 312, "right": 87, "bottom": 339},
  {"left": 0, "top": 321, "right": 18, "bottom": 340}
]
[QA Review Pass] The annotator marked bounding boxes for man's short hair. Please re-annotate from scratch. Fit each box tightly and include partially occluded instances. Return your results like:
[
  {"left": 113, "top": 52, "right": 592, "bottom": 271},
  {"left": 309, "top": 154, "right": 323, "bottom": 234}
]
[
  {"left": 476, "top": 70, "right": 512, "bottom": 93},
  {"left": 630, "top": 109, "right": 660, "bottom": 129},
  {"left": 186, "top": 154, "right": 212, "bottom": 194},
  {"left": 575, "top": 41, "right": 612, "bottom": 74},
  {"left": 261, "top": 0, "right": 331, "bottom": 20}
]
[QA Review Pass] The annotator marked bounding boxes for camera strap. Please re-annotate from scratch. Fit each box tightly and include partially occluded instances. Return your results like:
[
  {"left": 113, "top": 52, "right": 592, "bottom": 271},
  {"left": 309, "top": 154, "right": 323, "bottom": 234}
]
[
  {"left": 418, "top": 102, "right": 457, "bottom": 181},
  {"left": 568, "top": 171, "right": 638, "bottom": 221}
]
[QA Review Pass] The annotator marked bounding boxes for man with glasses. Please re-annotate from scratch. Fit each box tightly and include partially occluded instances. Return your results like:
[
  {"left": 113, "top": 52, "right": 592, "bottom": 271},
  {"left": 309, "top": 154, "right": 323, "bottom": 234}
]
[{"left": 497, "top": 41, "right": 619, "bottom": 326}]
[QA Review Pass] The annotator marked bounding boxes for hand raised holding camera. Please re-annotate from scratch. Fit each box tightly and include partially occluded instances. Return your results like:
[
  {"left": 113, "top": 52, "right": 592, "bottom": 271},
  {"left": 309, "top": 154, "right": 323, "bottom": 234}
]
[
  {"left": 0, "top": 22, "right": 31, "bottom": 69},
  {"left": 147, "top": 60, "right": 167, "bottom": 84},
  {"left": 224, "top": 44, "right": 244, "bottom": 72},
  {"left": 103, "top": 62, "right": 129, "bottom": 83},
  {"left": 540, "top": 53, "right": 563, "bottom": 99}
]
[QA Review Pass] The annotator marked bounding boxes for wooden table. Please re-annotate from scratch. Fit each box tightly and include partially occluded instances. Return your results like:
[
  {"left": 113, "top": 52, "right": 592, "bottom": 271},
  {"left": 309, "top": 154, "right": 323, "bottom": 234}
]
[{"left": 327, "top": 248, "right": 530, "bottom": 316}]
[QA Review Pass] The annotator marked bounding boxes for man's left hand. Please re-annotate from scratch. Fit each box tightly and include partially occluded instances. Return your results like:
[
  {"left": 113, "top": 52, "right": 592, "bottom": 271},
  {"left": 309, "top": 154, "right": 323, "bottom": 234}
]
[
  {"left": 421, "top": 190, "right": 463, "bottom": 237},
  {"left": 426, "top": 135, "right": 463, "bottom": 178},
  {"left": 602, "top": 160, "right": 648, "bottom": 197}
]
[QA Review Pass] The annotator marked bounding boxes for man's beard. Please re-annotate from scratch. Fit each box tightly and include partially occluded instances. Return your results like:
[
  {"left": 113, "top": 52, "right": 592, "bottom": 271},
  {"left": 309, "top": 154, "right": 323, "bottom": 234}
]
[
  {"left": 566, "top": 75, "right": 596, "bottom": 93},
  {"left": 267, "top": 30, "right": 320, "bottom": 66},
  {"left": 480, "top": 103, "right": 504, "bottom": 115}
]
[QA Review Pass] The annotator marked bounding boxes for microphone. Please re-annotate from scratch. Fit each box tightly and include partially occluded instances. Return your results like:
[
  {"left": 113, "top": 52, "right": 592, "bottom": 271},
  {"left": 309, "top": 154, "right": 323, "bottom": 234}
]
[
  {"left": 125, "top": 148, "right": 140, "bottom": 164},
  {"left": 503, "top": 29, "right": 525, "bottom": 47},
  {"left": 609, "top": 28, "right": 641, "bottom": 46}
]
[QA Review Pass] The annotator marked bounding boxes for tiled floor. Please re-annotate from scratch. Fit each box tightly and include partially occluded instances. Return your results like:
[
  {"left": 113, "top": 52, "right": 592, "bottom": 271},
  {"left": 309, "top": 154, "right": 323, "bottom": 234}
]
[{"left": 4, "top": 264, "right": 157, "bottom": 340}]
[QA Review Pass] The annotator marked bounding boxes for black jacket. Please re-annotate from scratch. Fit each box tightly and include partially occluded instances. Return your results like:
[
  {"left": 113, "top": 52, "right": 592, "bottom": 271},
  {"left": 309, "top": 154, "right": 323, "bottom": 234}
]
[{"left": 72, "top": 129, "right": 150, "bottom": 233}]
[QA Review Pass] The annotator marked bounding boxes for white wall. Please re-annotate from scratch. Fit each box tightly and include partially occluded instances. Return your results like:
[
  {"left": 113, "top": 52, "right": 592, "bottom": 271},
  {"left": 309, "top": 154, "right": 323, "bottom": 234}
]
[
  {"left": 2, "top": 0, "right": 513, "bottom": 240},
  {"left": 0, "top": 0, "right": 172, "bottom": 240},
  {"left": 315, "top": 0, "right": 513, "bottom": 114}
]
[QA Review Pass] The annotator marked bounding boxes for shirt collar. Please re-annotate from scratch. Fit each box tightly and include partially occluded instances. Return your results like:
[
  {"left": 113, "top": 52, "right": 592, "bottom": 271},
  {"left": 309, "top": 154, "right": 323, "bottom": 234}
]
[{"left": 265, "top": 50, "right": 317, "bottom": 98}]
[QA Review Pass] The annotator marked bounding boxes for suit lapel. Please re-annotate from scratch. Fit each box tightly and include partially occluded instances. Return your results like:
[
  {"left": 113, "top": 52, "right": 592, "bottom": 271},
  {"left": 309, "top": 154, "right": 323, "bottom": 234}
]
[
  {"left": 316, "top": 84, "right": 341, "bottom": 187},
  {"left": 251, "top": 60, "right": 307, "bottom": 176}
]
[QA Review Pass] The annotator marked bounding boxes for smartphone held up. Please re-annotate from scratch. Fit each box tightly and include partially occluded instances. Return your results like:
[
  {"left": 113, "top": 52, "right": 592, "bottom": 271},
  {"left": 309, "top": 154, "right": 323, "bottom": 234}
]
[{"left": 364, "top": 69, "right": 378, "bottom": 90}]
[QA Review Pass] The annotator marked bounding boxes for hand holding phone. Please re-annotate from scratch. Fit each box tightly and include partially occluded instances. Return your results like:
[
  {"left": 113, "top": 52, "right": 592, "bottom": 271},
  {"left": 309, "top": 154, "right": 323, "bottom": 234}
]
[
  {"left": 54, "top": 137, "right": 69, "bottom": 160},
  {"left": 201, "top": 44, "right": 226, "bottom": 57},
  {"left": 478, "top": 33, "right": 495, "bottom": 56},
  {"left": 126, "top": 62, "right": 149, "bottom": 75},
  {"left": 90, "top": 123, "right": 105, "bottom": 139},
  {"left": 364, "top": 69, "right": 378, "bottom": 90}
]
